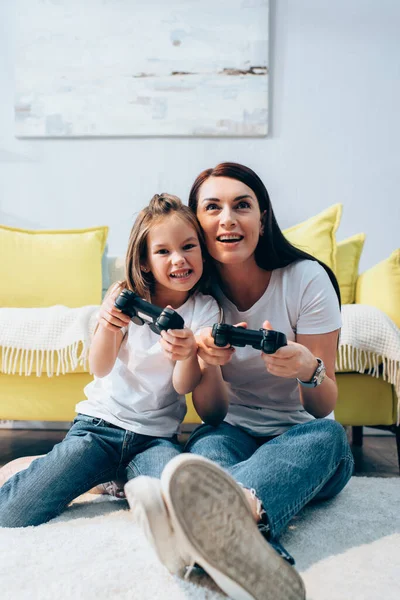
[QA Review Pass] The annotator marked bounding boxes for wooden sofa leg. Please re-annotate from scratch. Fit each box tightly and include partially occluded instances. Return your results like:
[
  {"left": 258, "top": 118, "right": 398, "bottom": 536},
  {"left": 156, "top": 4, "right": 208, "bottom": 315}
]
[
  {"left": 395, "top": 425, "right": 400, "bottom": 474},
  {"left": 352, "top": 426, "right": 363, "bottom": 447}
]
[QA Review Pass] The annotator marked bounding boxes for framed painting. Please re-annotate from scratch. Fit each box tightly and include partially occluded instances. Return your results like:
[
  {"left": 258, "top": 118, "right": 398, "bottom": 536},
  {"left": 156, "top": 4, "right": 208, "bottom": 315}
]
[{"left": 14, "top": 0, "right": 269, "bottom": 137}]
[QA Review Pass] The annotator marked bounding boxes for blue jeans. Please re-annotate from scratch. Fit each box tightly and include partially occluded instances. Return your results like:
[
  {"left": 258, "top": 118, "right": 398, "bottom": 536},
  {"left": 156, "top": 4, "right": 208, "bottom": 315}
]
[
  {"left": 185, "top": 419, "right": 354, "bottom": 539},
  {"left": 0, "top": 414, "right": 182, "bottom": 528}
]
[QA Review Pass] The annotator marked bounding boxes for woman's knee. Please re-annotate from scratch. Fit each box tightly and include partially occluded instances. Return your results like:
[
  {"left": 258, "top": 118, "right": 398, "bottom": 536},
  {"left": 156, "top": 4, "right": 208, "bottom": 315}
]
[
  {"left": 185, "top": 422, "right": 256, "bottom": 467},
  {"left": 308, "top": 419, "right": 351, "bottom": 459}
]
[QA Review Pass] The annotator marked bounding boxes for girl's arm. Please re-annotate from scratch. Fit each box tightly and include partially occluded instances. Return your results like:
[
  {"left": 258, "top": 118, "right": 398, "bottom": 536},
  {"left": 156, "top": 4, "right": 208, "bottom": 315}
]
[
  {"left": 160, "top": 328, "right": 201, "bottom": 394},
  {"left": 160, "top": 327, "right": 229, "bottom": 425},
  {"left": 89, "top": 283, "right": 131, "bottom": 378}
]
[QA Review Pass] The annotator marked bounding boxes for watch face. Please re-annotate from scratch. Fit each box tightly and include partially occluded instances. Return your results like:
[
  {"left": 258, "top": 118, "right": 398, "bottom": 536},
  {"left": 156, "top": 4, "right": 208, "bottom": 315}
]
[{"left": 315, "top": 362, "right": 326, "bottom": 385}]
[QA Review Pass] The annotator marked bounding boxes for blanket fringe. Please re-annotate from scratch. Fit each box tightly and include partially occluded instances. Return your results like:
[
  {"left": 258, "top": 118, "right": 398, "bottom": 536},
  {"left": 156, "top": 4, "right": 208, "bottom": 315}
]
[
  {"left": 1, "top": 342, "right": 90, "bottom": 377},
  {"left": 336, "top": 345, "right": 400, "bottom": 426}
]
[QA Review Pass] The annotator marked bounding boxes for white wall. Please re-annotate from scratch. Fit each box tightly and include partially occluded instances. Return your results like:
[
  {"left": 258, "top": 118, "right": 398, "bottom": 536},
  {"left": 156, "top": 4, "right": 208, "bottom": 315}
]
[{"left": 1, "top": 0, "right": 399, "bottom": 271}]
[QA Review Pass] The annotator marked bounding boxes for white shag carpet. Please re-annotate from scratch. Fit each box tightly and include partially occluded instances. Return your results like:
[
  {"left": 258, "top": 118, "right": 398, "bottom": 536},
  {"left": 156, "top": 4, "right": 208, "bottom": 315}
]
[{"left": 1, "top": 477, "right": 399, "bottom": 600}]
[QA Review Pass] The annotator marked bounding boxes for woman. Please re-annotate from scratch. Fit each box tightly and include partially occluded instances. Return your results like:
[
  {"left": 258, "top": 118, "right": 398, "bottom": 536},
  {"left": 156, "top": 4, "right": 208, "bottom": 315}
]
[{"left": 125, "top": 163, "right": 354, "bottom": 600}]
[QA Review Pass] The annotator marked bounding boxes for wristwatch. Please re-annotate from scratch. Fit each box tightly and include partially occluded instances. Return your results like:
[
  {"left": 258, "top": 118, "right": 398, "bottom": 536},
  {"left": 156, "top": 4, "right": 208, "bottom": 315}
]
[{"left": 296, "top": 358, "right": 326, "bottom": 388}]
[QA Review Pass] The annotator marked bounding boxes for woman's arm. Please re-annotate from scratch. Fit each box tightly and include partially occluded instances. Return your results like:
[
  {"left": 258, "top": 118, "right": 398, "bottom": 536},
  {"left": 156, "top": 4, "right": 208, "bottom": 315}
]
[
  {"left": 295, "top": 330, "right": 339, "bottom": 417},
  {"left": 89, "top": 283, "right": 131, "bottom": 378},
  {"left": 261, "top": 321, "right": 340, "bottom": 418},
  {"left": 191, "top": 357, "right": 229, "bottom": 426}
]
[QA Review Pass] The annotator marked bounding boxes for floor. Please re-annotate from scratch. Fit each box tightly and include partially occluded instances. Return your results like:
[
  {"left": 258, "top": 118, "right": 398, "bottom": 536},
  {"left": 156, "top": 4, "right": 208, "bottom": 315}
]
[{"left": 0, "top": 427, "right": 398, "bottom": 476}]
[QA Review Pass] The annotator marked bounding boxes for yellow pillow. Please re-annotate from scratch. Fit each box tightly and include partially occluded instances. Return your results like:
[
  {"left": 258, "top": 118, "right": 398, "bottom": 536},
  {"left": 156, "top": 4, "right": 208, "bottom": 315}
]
[
  {"left": 0, "top": 225, "right": 108, "bottom": 308},
  {"left": 336, "top": 233, "right": 366, "bottom": 304},
  {"left": 283, "top": 204, "right": 342, "bottom": 272},
  {"left": 355, "top": 249, "right": 400, "bottom": 329}
]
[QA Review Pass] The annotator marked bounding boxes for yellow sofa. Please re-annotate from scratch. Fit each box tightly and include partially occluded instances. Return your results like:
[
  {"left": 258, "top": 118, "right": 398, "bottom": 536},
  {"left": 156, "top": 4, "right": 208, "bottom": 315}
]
[{"left": 1, "top": 210, "right": 399, "bottom": 469}]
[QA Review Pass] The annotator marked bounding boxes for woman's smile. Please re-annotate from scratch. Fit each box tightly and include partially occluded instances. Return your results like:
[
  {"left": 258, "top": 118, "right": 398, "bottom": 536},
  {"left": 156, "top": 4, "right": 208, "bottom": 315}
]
[{"left": 216, "top": 234, "right": 244, "bottom": 244}]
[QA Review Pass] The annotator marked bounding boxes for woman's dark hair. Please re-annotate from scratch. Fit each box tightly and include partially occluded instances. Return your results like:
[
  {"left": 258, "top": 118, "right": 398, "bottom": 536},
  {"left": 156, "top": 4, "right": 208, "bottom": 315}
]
[{"left": 188, "top": 162, "right": 341, "bottom": 305}]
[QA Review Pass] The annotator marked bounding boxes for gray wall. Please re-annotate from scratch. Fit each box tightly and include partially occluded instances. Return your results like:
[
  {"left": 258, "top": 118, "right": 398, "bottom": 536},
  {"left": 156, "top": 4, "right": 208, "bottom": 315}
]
[{"left": 1, "top": 0, "right": 400, "bottom": 271}]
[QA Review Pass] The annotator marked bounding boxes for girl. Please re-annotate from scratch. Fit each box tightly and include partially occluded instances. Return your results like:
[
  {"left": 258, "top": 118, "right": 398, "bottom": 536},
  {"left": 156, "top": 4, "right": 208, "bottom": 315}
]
[
  {"left": 124, "top": 166, "right": 354, "bottom": 600},
  {"left": 0, "top": 193, "right": 226, "bottom": 533}
]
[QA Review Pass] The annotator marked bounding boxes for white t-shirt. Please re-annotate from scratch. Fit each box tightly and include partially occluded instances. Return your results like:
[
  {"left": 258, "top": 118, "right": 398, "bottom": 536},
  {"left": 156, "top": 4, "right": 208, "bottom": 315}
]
[
  {"left": 215, "top": 260, "right": 342, "bottom": 436},
  {"left": 76, "top": 292, "right": 220, "bottom": 437}
]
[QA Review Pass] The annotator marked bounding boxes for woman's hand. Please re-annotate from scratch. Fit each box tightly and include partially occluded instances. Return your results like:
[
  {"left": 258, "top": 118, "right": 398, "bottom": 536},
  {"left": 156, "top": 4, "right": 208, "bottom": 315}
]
[
  {"left": 98, "top": 282, "right": 131, "bottom": 333},
  {"left": 160, "top": 328, "right": 198, "bottom": 362},
  {"left": 261, "top": 320, "right": 318, "bottom": 380},
  {"left": 196, "top": 323, "right": 247, "bottom": 366}
]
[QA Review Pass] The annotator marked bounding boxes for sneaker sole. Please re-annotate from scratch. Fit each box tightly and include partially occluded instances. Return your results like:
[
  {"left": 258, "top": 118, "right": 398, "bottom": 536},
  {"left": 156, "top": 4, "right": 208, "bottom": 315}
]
[
  {"left": 124, "top": 477, "right": 187, "bottom": 575},
  {"left": 162, "top": 455, "right": 306, "bottom": 600}
]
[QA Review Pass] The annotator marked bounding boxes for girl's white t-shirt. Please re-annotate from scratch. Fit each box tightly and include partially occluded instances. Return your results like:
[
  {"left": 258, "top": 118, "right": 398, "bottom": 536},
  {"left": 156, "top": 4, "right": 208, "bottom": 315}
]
[
  {"left": 215, "top": 260, "right": 342, "bottom": 436},
  {"left": 76, "top": 292, "right": 220, "bottom": 437}
]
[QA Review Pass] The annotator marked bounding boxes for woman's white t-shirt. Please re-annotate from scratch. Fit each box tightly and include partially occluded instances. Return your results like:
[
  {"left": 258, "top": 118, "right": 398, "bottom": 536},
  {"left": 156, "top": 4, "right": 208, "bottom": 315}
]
[
  {"left": 214, "top": 260, "right": 341, "bottom": 436},
  {"left": 76, "top": 292, "right": 220, "bottom": 437}
]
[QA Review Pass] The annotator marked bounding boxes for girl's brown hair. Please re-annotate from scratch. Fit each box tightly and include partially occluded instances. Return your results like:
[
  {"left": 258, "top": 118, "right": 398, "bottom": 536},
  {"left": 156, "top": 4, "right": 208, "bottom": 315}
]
[
  {"left": 188, "top": 162, "right": 341, "bottom": 305},
  {"left": 123, "top": 193, "right": 211, "bottom": 301}
]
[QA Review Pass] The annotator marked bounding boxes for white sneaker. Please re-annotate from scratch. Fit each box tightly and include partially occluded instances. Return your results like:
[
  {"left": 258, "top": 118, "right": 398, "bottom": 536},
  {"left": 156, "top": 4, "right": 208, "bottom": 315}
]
[
  {"left": 161, "top": 454, "right": 306, "bottom": 600},
  {"left": 124, "top": 476, "right": 188, "bottom": 575}
]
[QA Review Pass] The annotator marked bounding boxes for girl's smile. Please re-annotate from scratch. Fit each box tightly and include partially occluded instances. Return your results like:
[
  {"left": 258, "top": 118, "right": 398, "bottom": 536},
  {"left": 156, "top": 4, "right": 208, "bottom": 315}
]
[{"left": 145, "top": 213, "right": 203, "bottom": 305}]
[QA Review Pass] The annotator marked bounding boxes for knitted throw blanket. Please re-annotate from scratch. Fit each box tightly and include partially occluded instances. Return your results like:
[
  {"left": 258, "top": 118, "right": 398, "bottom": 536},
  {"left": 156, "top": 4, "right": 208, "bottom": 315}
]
[
  {"left": 0, "top": 306, "right": 99, "bottom": 377},
  {"left": 0, "top": 303, "right": 399, "bottom": 422},
  {"left": 336, "top": 304, "right": 400, "bottom": 424}
]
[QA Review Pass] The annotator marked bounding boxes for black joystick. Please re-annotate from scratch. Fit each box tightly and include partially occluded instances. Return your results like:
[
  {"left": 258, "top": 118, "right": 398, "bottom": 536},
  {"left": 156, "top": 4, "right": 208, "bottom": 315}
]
[
  {"left": 114, "top": 289, "right": 184, "bottom": 334},
  {"left": 211, "top": 323, "right": 287, "bottom": 354}
]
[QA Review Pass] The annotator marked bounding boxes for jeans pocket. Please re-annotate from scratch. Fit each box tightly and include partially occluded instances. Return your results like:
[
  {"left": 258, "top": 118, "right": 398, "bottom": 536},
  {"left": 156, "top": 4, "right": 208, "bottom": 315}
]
[{"left": 73, "top": 414, "right": 105, "bottom": 427}]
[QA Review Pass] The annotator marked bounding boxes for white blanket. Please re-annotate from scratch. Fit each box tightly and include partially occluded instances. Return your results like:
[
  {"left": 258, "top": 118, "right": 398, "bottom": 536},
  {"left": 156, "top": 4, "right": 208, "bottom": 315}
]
[
  {"left": 0, "top": 303, "right": 399, "bottom": 421},
  {"left": 336, "top": 304, "right": 400, "bottom": 423},
  {"left": 0, "top": 305, "right": 99, "bottom": 376}
]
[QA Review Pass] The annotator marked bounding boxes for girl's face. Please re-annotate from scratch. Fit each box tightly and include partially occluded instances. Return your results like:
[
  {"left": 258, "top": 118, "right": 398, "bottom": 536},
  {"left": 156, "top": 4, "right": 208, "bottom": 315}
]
[
  {"left": 195, "top": 176, "right": 265, "bottom": 266},
  {"left": 144, "top": 214, "right": 203, "bottom": 300}
]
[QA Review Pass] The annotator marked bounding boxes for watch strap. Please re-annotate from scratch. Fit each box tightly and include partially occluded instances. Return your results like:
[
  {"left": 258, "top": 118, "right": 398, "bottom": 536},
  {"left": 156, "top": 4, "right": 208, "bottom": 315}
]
[{"left": 296, "top": 358, "right": 325, "bottom": 388}]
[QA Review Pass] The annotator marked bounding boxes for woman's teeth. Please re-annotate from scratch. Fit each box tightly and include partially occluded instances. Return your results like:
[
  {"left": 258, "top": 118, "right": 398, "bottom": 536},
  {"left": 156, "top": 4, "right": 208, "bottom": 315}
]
[{"left": 217, "top": 235, "right": 243, "bottom": 243}]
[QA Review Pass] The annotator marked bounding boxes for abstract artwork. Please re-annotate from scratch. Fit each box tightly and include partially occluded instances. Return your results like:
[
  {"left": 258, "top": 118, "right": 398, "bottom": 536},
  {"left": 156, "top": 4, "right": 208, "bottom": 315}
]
[{"left": 14, "top": 0, "right": 269, "bottom": 137}]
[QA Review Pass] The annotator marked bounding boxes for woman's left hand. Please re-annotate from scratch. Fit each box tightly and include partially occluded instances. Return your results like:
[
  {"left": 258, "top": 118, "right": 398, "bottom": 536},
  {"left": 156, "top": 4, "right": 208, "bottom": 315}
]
[
  {"left": 160, "top": 327, "right": 197, "bottom": 362},
  {"left": 261, "top": 320, "right": 318, "bottom": 381}
]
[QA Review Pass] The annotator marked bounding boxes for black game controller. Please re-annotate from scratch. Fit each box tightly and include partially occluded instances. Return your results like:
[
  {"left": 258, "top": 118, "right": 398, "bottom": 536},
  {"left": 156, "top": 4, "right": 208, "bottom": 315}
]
[
  {"left": 114, "top": 289, "right": 184, "bottom": 334},
  {"left": 211, "top": 323, "right": 287, "bottom": 354}
]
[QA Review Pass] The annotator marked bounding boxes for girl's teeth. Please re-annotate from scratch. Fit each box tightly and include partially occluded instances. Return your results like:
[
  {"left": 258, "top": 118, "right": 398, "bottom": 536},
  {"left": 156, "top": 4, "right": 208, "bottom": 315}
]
[{"left": 171, "top": 271, "right": 190, "bottom": 278}]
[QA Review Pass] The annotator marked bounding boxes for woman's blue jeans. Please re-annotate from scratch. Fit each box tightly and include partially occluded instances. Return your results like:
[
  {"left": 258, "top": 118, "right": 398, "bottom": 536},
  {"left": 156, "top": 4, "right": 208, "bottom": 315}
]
[
  {"left": 0, "top": 414, "right": 181, "bottom": 528},
  {"left": 185, "top": 419, "right": 354, "bottom": 539}
]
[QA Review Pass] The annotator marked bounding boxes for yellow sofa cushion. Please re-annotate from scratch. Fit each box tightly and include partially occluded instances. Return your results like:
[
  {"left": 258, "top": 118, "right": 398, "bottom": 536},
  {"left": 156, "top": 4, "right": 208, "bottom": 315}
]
[
  {"left": 283, "top": 204, "right": 342, "bottom": 272},
  {"left": 335, "top": 373, "right": 396, "bottom": 426},
  {"left": 0, "top": 372, "right": 94, "bottom": 421},
  {"left": 0, "top": 225, "right": 108, "bottom": 308},
  {"left": 355, "top": 249, "right": 400, "bottom": 329},
  {"left": 336, "top": 233, "right": 366, "bottom": 304}
]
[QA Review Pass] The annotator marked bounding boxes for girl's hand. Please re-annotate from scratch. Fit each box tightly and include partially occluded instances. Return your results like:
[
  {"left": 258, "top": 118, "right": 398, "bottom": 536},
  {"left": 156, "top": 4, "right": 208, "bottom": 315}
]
[
  {"left": 160, "top": 328, "right": 197, "bottom": 362},
  {"left": 261, "top": 320, "right": 318, "bottom": 380},
  {"left": 196, "top": 323, "right": 247, "bottom": 366},
  {"left": 98, "top": 282, "right": 131, "bottom": 333}
]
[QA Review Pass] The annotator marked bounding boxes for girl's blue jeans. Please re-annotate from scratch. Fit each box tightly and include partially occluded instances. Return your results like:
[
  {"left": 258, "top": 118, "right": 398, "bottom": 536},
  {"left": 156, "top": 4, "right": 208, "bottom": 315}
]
[
  {"left": 0, "top": 414, "right": 181, "bottom": 527},
  {"left": 185, "top": 419, "right": 354, "bottom": 539}
]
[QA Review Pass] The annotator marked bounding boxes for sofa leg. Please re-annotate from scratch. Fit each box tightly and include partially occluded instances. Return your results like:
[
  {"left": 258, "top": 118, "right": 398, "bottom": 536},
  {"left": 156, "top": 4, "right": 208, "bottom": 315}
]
[
  {"left": 352, "top": 426, "right": 363, "bottom": 447},
  {"left": 395, "top": 425, "right": 400, "bottom": 474}
]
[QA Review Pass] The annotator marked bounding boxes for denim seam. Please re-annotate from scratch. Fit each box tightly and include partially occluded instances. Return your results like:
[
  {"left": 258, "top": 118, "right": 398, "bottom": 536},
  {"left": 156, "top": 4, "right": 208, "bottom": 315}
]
[
  {"left": 125, "top": 459, "right": 142, "bottom": 479},
  {"left": 269, "top": 454, "right": 354, "bottom": 538},
  {"left": 116, "top": 430, "right": 132, "bottom": 476}
]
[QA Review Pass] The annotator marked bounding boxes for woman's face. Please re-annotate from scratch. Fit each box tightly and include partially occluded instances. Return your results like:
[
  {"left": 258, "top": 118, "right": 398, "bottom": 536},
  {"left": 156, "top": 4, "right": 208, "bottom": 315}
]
[{"left": 195, "top": 176, "right": 265, "bottom": 266}]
